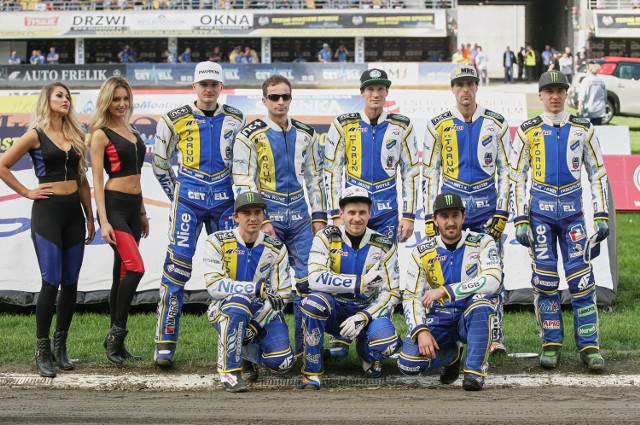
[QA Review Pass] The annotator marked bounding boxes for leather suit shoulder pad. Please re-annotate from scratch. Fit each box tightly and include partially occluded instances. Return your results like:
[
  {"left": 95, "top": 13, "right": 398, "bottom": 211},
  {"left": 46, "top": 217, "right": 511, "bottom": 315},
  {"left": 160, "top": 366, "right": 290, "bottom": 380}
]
[
  {"left": 430, "top": 111, "right": 453, "bottom": 126},
  {"left": 465, "top": 232, "right": 484, "bottom": 245},
  {"left": 336, "top": 112, "right": 361, "bottom": 124},
  {"left": 387, "top": 113, "right": 410, "bottom": 126},
  {"left": 263, "top": 235, "right": 284, "bottom": 248},
  {"left": 484, "top": 109, "right": 505, "bottom": 124},
  {"left": 213, "top": 230, "right": 236, "bottom": 243},
  {"left": 321, "top": 225, "right": 342, "bottom": 239},
  {"left": 416, "top": 238, "right": 437, "bottom": 253},
  {"left": 520, "top": 116, "right": 542, "bottom": 131},
  {"left": 167, "top": 104, "right": 193, "bottom": 121},
  {"left": 222, "top": 104, "right": 244, "bottom": 120},
  {"left": 292, "top": 119, "right": 315, "bottom": 136},
  {"left": 240, "top": 119, "right": 267, "bottom": 138},
  {"left": 569, "top": 115, "right": 591, "bottom": 128},
  {"left": 370, "top": 234, "right": 394, "bottom": 250}
]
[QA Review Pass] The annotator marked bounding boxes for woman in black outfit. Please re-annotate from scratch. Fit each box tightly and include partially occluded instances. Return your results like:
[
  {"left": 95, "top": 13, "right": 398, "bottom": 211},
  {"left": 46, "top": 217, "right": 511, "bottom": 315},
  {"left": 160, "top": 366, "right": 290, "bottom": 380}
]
[
  {"left": 90, "top": 76, "right": 148, "bottom": 366},
  {"left": 0, "top": 82, "right": 95, "bottom": 377}
]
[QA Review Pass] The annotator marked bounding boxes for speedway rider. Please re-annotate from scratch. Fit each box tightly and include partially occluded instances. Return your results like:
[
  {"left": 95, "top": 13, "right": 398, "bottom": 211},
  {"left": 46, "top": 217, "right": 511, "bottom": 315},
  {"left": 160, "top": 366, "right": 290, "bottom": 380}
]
[
  {"left": 397, "top": 192, "right": 501, "bottom": 391},
  {"left": 323, "top": 68, "right": 419, "bottom": 357},
  {"left": 509, "top": 70, "right": 609, "bottom": 370},
  {"left": 204, "top": 191, "right": 293, "bottom": 393},
  {"left": 422, "top": 64, "right": 511, "bottom": 354},
  {"left": 152, "top": 62, "right": 246, "bottom": 366},
  {"left": 232, "top": 74, "right": 326, "bottom": 357},
  {"left": 299, "top": 186, "right": 401, "bottom": 390}
]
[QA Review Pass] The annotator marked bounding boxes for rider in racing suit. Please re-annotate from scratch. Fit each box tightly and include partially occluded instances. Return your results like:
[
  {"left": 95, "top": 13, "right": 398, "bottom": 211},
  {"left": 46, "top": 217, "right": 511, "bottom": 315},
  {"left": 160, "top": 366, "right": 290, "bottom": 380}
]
[
  {"left": 204, "top": 192, "right": 293, "bottom": 392},
  {"left": 233, "top": 75, "right": 326, "bottom": 357},
  {"left": 323, "top": 68, "right": 419, "bottom": 357},
  {"left": 509, "top": 70, "right": 609, "bottom": 370},
  {"left": 152, "top": 62, "right": 246, "bottom": 366},
  {"left": 397, "top": 192, "right": 501, "bottom": 391},
  {"left": 299, "top": 186, "right": 401, "bottom": 390},
  {"left": 422, "top": 64, "right": 511, "bottom": 354}
]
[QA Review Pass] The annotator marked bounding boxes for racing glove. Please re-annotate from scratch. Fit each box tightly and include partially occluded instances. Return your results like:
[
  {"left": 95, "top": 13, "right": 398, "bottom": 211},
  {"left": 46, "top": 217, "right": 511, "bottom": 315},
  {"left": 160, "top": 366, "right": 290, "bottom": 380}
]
[
  {"left": 515, "top": 223, "right": 533, "bottom": 248},
  {"left": 255, "top": 280, "right": 284, "bottom": 312},
  {"left": 425, "top": 218, "right": 439, "bottom": 238},
  {"left": 484, "top": 211, "right": 508, "bottom": 241},
  {"left": 339, "top": 312, "right": 369, "bottom": 339},
  {"left": 244, "top": 320, "right": 262, "bottom": 345},
  {"left": 360, "top": 261, "right": 385, "bottom": 294},
  {"left": 594, "top": 219, "right": 609, "bottom": 243}
]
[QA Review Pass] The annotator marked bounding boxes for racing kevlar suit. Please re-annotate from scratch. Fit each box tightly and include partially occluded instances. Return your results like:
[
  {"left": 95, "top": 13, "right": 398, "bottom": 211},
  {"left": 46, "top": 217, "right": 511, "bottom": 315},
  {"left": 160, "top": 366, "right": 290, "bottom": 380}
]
[
  {"left": 233, "top": 116, "right": 326, "bottom": 355},
  {"left": 152, "top": 102, "right": 246, "bottom": 346},
  {"left": 299, "top": 226, "right": 401, "bottom": 378},
  {"left": 509, "top": 113, "right": 609, "bottom": 353},
  {"left": 204, "top": 228, "right": 294, "bottom": 374},
  {"left": 422, "top": 105, "right": 511, "bottom": 346},
  {"left": 324, "top": 110, "right": 420, "bottom": 239},
  {"left": 397, "top": 230, "right": 501, "bottom": 378}
]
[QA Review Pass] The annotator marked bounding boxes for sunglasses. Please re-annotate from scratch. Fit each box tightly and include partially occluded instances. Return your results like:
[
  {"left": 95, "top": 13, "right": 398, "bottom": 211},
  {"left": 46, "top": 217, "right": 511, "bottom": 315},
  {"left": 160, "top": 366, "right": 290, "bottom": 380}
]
[{"left": 266, "top": 93, "right": 292, "bottom": 101}]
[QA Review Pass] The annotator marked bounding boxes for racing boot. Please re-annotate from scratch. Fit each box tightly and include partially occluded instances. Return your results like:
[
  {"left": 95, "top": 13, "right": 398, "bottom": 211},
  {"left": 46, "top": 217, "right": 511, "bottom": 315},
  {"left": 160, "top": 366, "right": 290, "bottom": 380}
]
[
  {"left": 322, "top": 335, "right": 350, "bottom": 359},
  {"left": 580, "top": 348, "right": 605, "bottom": 371},
  {"left": 362, "top": 359, "right": 383, "bottom": 378},
  {"left": 300, "top": 375, "right": 321, "bottom": 390},
  {"left": 242, "top": 359, "right": 259, "bottom": 383},
  {"left": 490, "top": 341, "right": 507, "bottom": 356},
  {"left": 105, "top": 325, "right": 127, "bottom": 366},
  {"left": 154, "top": 343, "right": 176, "bottom": 368},
  {"left": 220, "top": 371, "right": 247, "bottom": 393},
  {"left": 540, "top": 346, "right": 561, "bottom": 369},
  {"left": 462, "top": 372, "right": 485, "bottom": 391},
  {"left": 35, "top": 338, "right": 56, "bottom": 378},
  {"left": 51, "top": 331, "right": 74, "bottom": 370},
  {"left": 440, "top": 342, "right": 463, "bottom": 385}
]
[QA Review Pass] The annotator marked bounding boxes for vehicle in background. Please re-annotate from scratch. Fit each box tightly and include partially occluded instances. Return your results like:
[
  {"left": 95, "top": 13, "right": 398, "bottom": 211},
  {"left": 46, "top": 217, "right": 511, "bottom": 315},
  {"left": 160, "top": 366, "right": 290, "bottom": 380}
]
[{"left": 567, "top": 56, "right": 640, "bottom": 125}]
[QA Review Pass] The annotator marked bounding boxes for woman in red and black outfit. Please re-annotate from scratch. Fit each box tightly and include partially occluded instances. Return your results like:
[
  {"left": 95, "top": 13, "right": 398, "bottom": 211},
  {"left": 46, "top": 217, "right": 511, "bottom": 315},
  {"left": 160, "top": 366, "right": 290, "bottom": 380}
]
[
  {"left": 0, "top": 82, "right": 95, "bottom": 377},
  {"left": 90, "top": 76, "right": 148, "bottom": 365}
]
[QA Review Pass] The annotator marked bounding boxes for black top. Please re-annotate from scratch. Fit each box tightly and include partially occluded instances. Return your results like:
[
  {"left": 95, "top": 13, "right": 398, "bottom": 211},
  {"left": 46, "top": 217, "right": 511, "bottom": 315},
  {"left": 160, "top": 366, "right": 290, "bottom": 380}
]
[
  {"left": 29, "top": 128, "right": 80, "bottom": 184},
  {"left": 102, "top": 127, "right": 145, "bottom": 178}
]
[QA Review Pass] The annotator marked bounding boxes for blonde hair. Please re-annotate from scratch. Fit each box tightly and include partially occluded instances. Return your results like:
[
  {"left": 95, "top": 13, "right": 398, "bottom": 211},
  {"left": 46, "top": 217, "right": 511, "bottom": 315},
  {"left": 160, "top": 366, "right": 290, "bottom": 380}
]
[
  {"left": 89, "top": 76, "right": 135, "bottom": 137},
  {"left": 30, "top": 82, "right": 88, "bottom": 179}
]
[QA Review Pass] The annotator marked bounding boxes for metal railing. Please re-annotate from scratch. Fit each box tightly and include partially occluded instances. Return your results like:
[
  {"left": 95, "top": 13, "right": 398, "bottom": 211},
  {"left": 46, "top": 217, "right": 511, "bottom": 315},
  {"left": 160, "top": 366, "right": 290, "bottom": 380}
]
[
  {"left": 0, "top": 0, "right": 455, "bottom": 10},
  {"left": 588, "top": 0, "right": 640, "bottom": 8}
]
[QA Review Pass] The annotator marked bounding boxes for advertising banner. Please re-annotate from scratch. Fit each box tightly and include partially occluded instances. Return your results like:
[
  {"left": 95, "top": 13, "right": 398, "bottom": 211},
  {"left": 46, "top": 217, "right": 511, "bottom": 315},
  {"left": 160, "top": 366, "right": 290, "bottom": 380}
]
[
  {"left": 594, "top": 10, "right": 640, "bottom": 38},
  {"left": 1, "top": 65, "right": 126, "bottom": 88},
  {"left": 0, "top": 10, "right": 445, "bottom": 39},
  {"left": 602, "top": 154, "right": 640, "bottom": 211}
]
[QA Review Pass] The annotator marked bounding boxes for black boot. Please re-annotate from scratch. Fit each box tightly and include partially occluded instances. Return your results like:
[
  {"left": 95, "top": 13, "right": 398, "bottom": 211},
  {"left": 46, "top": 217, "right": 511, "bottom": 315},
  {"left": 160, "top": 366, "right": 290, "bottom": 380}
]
[
  {"left": 103, "top": 336, "right": 142, "bottom": 361},
  {"left": 105, "top": 326, "right": 128, "bottom": 366},
  {"left": 35, "top": 338, "right": 56, "bottom": 378},
  {"left": 51, "top": 331, "right": 74, "bottom": 370}
]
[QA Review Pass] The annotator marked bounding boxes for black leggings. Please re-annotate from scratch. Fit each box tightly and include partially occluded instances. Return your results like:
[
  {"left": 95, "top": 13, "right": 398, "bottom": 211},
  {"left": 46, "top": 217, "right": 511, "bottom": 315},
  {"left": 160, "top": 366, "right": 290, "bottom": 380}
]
[
  {"left": 31, "top": 193, "right": 86, "bottom": 339},
  {"left": 104, "top": 190, "right": 145, "bottom": 329}
]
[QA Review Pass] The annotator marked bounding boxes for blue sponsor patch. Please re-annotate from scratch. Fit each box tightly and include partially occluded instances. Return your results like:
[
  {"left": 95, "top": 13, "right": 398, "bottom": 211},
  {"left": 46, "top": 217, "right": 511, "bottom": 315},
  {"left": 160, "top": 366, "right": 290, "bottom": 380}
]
[
  {"left": 466, "top": 263, "right": 478, "bottom": 276},
  {"left": 259, "top": 262, "right": 270, "bottom": 273},
  {"left": 570, "top": 140, "right": 580, "bottom": 151},
  {"left": 386, "top": 139, "right": 397, "bottom": 149},
  {"left": 481, "top": 135, "right": 492, "bottom": 146}
]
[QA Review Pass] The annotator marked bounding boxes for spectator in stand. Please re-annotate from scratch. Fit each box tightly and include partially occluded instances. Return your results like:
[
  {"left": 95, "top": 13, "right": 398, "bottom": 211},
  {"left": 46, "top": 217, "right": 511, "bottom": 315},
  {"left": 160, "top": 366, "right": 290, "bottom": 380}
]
[
  {"left": 451, "top": 48, "right": 464, "bottom": 63},
  {"left": 8, "top": 51, "right": 21, "bottom": 65},
  {"left": 318, "top": 43, "right": 332, "bottom": 63},
  {"left": 559, "top": 47, "right": 574, "bottom": 83},
  {"left": 178, "top": 47, "right": 191, "bottom": 63},
  {"left": 118, "top": 45, "right": 133, "bottom": 64},
  {"left": 229, "top": 45, "right": 243, "bottom": 64},
  {"left": 334, "top": 44, "right": 349, "bottom": 62},
  {"left": 517, "top": 46, "right": 525, "bottom": 81},
  {"left": 129, "top": 47, "right": 139, "bottom": 63},
  {"left": 242, "top": 46, "right": 260, "bottom": 64},
  {"left": 474, "top": 46, "right": 489, "bottom": 86},
  {"left": 208, "top": 46, "right": 222, "bottom": 63},
  {"left": 503, "top": 46, "right": 516, "bottom": 84},
  {"left": 29, "top": 50, "right": 39, "bottom": 65},
  {"left": 46, "top": 47, "right": 59, "bottom": 65},
  {"left": 163, "top": 50, "right": 175, "bottom": 64}
]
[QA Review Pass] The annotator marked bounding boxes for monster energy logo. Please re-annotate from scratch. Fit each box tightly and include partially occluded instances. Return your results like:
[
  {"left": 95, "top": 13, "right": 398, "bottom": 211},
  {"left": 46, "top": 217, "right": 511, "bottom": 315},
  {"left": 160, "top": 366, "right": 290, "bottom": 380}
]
[
  {"left": 444, "top": 194, "right": 454, "bottom": 205},
  {"left": 246, "top": 193, "right": 255, "bottom": 202},
  {"left": 550, "top": 72, "right": 559, "bottom": 82}
]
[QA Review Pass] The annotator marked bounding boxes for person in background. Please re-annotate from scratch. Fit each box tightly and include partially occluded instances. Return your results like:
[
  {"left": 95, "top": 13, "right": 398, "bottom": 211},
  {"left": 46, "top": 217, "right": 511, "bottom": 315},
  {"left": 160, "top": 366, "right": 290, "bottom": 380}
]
[
  {"left": 118, "top": 45, "right": 132, "bottom": 64},
  {"left": 0, "top": 82, "right": 95, "bottom": 377},
  {"left": 474, "top": 46, "right": 489, "bottom": 86},
  {"left": 46, "top": 47, "right": 59, "bottom": 64},
  {"left": 317, "top": 43, "right": 332, "bottom": 63},
  {"left": 163, "top": 50, "right": 175, "bottom": 64},
  {"left": 208, "top": 46, "right": 222, "bottom": 63},
  {"left": 8, "top": 50, "right": 21, "bottom": 65},
  {"left": 89, "top": 76, "right": 148, "bottom": 366},
  {"left": 451, "top": 48, "right": 464, "bottom": 64},
  {"left": 578, "top": 63, "right": 607, "bottom": 125},
  {"left": 559, "top": 47, "right": 574, "bottom": 83},
  {"left": 335, "top": 44, "right": 349, "bottom": 62},
  {"left": 503, "top": 46, "right": 516, "bottom": 84},
  {"left": 178, "top": 47, "right": 191, "bottom": 63},
  {"left": 517, "top": 46, "right": 525, "bottom": 82}
]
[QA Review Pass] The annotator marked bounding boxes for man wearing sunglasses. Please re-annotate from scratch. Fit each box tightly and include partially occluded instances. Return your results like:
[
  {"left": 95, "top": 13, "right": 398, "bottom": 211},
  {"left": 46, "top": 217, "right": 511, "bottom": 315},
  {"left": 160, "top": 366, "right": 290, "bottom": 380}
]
[
  {"left": 323, "top": 68, "right": 419, "bottom": 358},
  {"left": 233, "top": 74, "right": 326, "bottom": 357},
  {"left": 152, "top": 61, "right": 246, "bottom": 367}
]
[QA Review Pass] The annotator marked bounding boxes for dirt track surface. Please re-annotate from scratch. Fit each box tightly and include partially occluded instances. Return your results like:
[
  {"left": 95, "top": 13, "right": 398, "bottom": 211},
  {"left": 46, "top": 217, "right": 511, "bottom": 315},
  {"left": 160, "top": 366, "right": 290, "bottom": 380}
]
[{"left": 3, "top": 385, "right": 640, "bottom": 424}]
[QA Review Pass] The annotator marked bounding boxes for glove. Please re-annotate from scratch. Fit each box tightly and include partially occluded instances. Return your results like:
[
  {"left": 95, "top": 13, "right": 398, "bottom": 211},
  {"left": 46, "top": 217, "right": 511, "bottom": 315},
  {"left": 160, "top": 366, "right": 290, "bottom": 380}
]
[
  {"left": 244, "top": 321, "right": 261, "bottom": 345},
  {"left": 339, "top": 312, "right": 368, "bottom": 339},
  {"left": 361, "top": 261, "right": 385, "bottom": 294},
  {"left": 255, "top": 280, "right": 284, "bottom": 312},
  {"left": 484, "top": 213, "right": 508, "bottom": 241},
  {"left": 515, "top": 223, "right": 533, "bottom": 248},
  {"left": 594, "top": 219, "right": 609, "bottom": 243},
  {"left": 425, "top": 218, "right": 439, "bottom": 238}
]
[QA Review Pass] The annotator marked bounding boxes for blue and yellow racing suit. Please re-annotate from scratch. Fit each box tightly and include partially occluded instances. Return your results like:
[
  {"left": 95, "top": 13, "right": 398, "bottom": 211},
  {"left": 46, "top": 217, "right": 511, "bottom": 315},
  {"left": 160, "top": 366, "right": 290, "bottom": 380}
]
[
  {"left": 397, "top": 230, "right": 501, "bottom": 378},
  {"left": 152, "top": 102, "right": 246, "bottom": 345},
  {"left": 204, "top": 228, "right": 293, "bottom": 374},
  {"left": 509, "top": 112, "right": 609, "bottom": 352},
  {"left": 299, "top": 226, "right": 401, "bottom": 377},
  {"left": 324, "top": 110, "right": 419, "bottom": 239}
]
